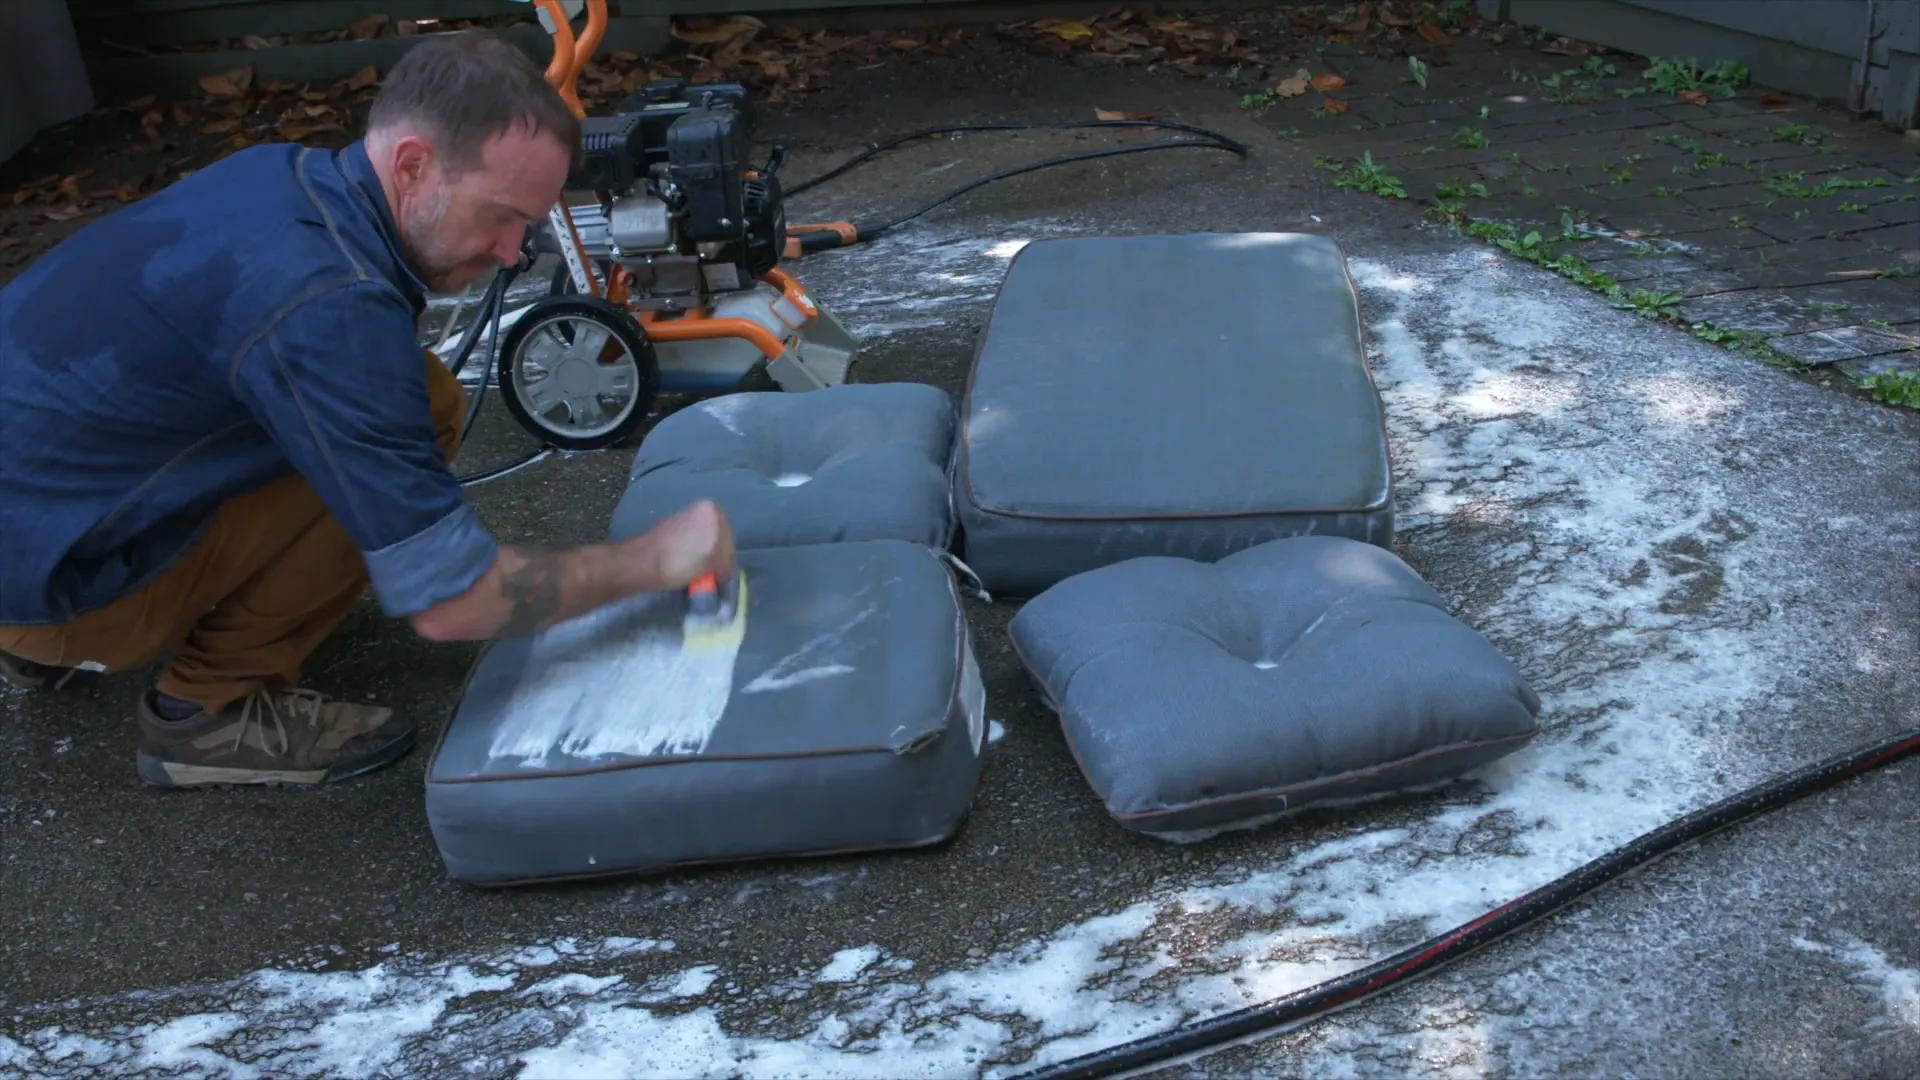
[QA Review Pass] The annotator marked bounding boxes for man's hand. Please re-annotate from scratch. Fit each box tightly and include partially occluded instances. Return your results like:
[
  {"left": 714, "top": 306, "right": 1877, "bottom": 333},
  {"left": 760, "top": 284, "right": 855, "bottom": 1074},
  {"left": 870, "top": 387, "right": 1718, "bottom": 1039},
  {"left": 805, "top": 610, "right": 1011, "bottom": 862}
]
[{"left": 410, "top": 500, "right": 736, "bottom": 642}]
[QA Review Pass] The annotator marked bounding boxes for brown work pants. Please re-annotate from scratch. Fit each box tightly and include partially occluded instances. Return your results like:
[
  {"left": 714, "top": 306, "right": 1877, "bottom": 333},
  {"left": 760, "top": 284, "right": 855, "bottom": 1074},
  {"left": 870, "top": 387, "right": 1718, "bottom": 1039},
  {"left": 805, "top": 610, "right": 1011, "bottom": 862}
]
[{"left": 0, "top": 351, "right": 468, "bottom": 715}]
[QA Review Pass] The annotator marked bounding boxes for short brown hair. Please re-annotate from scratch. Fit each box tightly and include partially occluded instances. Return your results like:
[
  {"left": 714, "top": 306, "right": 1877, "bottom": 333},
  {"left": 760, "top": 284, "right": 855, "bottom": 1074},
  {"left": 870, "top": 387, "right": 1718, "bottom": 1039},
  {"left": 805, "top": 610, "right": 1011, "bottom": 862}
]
[{"left": 366, "top": 32, "right": 581, "bottom": 173}]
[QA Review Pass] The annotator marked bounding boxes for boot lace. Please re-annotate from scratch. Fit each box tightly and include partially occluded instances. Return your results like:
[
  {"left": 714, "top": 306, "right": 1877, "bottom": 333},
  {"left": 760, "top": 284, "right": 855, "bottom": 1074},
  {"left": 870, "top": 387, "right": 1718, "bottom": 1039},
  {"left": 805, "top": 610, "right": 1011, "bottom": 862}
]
[{"left": 231, "top": 687, "right": 328, "bottom": 757}]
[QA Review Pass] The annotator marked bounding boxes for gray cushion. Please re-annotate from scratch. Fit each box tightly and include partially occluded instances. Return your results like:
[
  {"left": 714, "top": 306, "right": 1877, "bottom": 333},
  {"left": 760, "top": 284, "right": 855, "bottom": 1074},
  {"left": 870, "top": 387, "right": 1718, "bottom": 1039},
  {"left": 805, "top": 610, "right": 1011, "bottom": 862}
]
[
  {"left": 425, "top": 539, "right": 986, "bottom": 886},
  {"left": 1009, "top": 536, "right": 1541, "bottom": 840},
  {"left": 955, "top": 232, "right": 1394, "bottom": 597},
  {"left": 609, "top": 382, "right": 957, "bottom": 550}
]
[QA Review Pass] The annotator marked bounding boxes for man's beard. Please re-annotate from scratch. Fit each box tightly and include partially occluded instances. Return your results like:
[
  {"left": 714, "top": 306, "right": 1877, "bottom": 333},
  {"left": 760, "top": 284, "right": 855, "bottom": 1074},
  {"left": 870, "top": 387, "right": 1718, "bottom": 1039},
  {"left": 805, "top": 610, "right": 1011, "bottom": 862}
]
[{"left": 397, "top": 183, "right": 463, "bottom": 290}]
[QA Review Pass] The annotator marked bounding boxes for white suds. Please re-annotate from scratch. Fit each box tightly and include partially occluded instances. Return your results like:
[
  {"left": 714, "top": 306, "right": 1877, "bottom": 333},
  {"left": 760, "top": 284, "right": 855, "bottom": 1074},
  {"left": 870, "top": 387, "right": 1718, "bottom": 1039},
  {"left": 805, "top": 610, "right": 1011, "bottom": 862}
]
[
  {"left": 486, "top": 594, "right": 741, "bottom": 766},
  {"left": 739, "top": 608, "right": 875, "bottom": 695},
  {"left": 741, "top": 664, "right": 855, "bottom": 694},
  {"left": 771, "top": 473, "right": 812, "bottom": 487},
  {"left": 1793, "top": 932, "right": 1920, "bottom": 1034}
]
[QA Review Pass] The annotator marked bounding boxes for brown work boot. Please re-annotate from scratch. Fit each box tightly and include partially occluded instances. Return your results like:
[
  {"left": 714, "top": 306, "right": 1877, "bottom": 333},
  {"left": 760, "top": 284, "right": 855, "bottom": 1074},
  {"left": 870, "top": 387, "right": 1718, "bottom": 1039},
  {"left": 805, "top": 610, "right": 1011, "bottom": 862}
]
[{"left": 135, "top": 686, "right": 415, "bottom": 788}]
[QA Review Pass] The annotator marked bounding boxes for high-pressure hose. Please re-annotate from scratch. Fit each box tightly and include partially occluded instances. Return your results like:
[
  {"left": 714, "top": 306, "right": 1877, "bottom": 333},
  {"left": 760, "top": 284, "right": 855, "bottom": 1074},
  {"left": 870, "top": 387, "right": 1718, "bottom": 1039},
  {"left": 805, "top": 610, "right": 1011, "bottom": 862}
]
[
  {"left": 1012, "top": 724, "right": 1920, "bottom": 1080},
  {"left": 782, "top": 119, "right": 1250, "bottom": 255}
]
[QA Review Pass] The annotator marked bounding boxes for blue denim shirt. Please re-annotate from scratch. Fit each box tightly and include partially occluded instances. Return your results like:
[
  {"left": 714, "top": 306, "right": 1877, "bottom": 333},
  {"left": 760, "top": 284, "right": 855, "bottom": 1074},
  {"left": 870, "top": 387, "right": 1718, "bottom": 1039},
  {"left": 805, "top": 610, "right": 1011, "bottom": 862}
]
[{"left": 0, "top": 141, "right": 499, "bottom": 626}]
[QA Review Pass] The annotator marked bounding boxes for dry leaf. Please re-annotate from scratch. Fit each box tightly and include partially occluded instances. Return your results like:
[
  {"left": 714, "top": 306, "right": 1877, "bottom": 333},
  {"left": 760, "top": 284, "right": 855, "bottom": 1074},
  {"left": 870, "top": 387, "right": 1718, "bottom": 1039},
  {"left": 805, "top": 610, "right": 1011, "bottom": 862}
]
[
  {"left": 1758, "top": 92, "right": 1790, "bottom": 107},
  {"left": 1276, "top": 69, "right": 1312, "bottom": 96},
  {"left": 1416, "top": 23, "right": 1452, "bottom": 45},
  {"left": 347, "top": 14, "right": 387, "bottom": 40},
  {"left": 9, "top": 190, "right": 33, "bottom": 205},
  {"left": 278, "top": 121, "right": 342, "bottom": 141},
  {"left": 43, "top": 206, "right": 83, "bottom": 221},
  {"left": 1335, "top": 2, "right": 1374, "bottom": 34},
  {"left": 171, "top": 102, "right": 198, "bottom": 125},
  {"left": 56, "top": 171, "right": 92, "bottom": 197},
  {"left": 111, "top": 182, "right": 141, "bottom": 203},
  {"left": 347, "top": 65, "right": 380, "bottom": 92},
  {"left": 124, "top": 95, "right": 156, "bottom": 110},
  {"left": 1824, "top": 269, "right": 1887, "bottom": 279},
  {"left": 672, "top": 16, "right": 763, "bottom": 45},
  {"left": 1379, "top": 4, "right": 1416, "bottom": 27},
  {"left": 1095, "top": 108, "right": 1154, "bottom": 120},
  {"left": 301, "top": 89, "right": 330, "bottom": 102},
  {"left": 199, "top": 67, "right": 254, "bottom": 99},
  {"left": 201, "top": 119, "right": 241, "bottom": 134},
  {"left": 0, "top": 238, "right": 21, "bottom": 251},
  {"left": 1313, "top": 73, "right": 1347, "bottom": 91},
  {"left": 888, "top": 38, "right": 921, "bottom": 50},
  {"left": 611, "top": 51, "right": 639, "bottom": 63},
  {"left": 1322, "top": 96, "right": 1351, "bottom": 114},
  {"left": 1678, "top": 89, "right": 1710, "bottom": 105},
  {"left": 1038, "top": 20, "right": 1096, "bottom": 40},
  {"left": 242, "top": 34, "right": 272, "bottom": 49}
]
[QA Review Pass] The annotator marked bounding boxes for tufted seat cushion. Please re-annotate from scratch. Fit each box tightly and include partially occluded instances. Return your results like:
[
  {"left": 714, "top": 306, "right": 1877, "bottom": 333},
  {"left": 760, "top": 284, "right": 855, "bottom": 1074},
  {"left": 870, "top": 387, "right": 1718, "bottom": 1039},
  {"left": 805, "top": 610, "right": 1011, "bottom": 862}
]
[
  {"left": 1009, "top": 535, "right": 1542, "bottom": 840},
  {"left": 608, "top": 382, "right": 958, "bottom": 551}
]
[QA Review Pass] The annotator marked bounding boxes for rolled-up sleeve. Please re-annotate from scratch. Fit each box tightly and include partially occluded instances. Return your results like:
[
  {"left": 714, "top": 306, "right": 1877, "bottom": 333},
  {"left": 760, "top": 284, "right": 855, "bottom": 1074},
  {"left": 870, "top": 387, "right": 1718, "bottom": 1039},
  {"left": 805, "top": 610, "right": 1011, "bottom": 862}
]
[{"left": 233, "top": 283, "right": 498, "bottom": 618}]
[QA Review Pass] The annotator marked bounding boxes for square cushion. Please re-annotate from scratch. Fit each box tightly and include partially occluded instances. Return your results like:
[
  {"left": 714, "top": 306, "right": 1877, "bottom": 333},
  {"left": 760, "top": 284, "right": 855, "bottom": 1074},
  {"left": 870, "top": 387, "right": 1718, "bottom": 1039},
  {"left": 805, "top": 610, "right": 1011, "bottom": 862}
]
[
  {"left": 955, "top": 232, "right": 1393, "bottom": 597},
  {"left": 1009, "top": 536, "right": 1541, "bottom": 840},
  {"left": 425, "top": 539, "right": 986, "bottom": 886},
  {"left": 609, "top": 382, "right": 957, "bottom": 551}
]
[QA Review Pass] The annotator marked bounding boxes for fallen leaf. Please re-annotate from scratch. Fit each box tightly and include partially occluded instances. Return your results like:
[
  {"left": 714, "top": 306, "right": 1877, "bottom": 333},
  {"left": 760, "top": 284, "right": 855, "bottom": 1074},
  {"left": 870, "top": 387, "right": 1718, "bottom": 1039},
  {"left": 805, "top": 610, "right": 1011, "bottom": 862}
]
[
  {"left": 888, "top": 38, "right": 921, "bottom": 51},
  {"left": 1824, "top": 269, "right": 1887, "bottom": 279},
  {"left": 301, "top": 89, "right": 331, "bottom": 103},
  {"left": 612, "top": 51, "right": 639, "bottom": 63},
  {"left": 0, "top": 238, "right": 21, "bottom": 251},
  {"left": 1335, "top": 2, "right": 1374, "bottom": 34},
  {"left": 1095, "top": 108, "right": 1154, "bottom": 120},
  {"left": 1379, "top": 4, "right": 1416, "bottom": 27},
  {"left": 672, "top": 15, "right": 763, "bottom": 45},
  {"left": 43, "top": 206, "right": 84, "bottom": 221},
  {"left": 278, "top": 121, "right": 342, "bottom": 141},
  {"left": 10, "top": 190, "right": 35, "bottom": 205},
  {"left": 124, "top": 94, "right": 157, "bottom": 110},
  {"left": 347, "top": 65, "right": 380, "bottom": 92},
  {"left": 1679, "top": 89, "right": 1710, "bottom": 105},
  {"left": 1322, "top": 96, "right": 1351, "bottom": 114},
  {"left": 1313, "top": 73, "right": 1347, "bottom": 91},
  {"left": 242, "top": 34, "right": 272, "bottom": 50},
  {"left": 1416, "top": 23, "right": 1452, "bottom": 45},
  {"left": 111, "top": 182, "right": 141, "bottom": 203},
  {"left": 347, "top": 14, "right": 387, "bottom": 40},
  {"left": 171, "top": 102, "right": 198, "bottom": 125},
  {"left": 1758, "top": 92, "right": 1790, "bottom": 107},
  {"left": 201, "top": 119, "right": 241, "bottom": 134},
  {"left": 1038, "top": 20, "right": 1096, "bottom": 40},
  {"left": 198, "top": 66, "right": 253, "bottom": 99},
  {"left": 1276, "top": 69, "right": 1312, "bottom": 96}
]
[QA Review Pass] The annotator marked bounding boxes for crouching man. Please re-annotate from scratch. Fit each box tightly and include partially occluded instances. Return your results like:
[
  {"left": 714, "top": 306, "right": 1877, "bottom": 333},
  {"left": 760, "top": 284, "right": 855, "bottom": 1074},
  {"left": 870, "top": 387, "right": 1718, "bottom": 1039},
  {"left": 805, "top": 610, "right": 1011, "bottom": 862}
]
[{"left": 0, "top": 34, "right": 734, "bottom": 788}]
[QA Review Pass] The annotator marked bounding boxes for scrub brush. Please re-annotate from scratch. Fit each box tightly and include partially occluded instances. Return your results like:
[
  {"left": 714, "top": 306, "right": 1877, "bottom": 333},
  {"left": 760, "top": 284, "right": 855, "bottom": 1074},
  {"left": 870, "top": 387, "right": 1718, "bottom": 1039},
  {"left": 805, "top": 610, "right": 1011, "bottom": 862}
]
[{"left": 682, "top": 569, "right": 748, "bottom": 650}]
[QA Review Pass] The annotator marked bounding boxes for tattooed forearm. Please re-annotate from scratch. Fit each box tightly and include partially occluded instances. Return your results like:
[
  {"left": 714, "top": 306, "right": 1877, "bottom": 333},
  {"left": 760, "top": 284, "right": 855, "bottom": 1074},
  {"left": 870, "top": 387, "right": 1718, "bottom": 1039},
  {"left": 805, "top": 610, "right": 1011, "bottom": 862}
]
[{"left": 496, "top": 546, "right": 564, "bottom": 638}]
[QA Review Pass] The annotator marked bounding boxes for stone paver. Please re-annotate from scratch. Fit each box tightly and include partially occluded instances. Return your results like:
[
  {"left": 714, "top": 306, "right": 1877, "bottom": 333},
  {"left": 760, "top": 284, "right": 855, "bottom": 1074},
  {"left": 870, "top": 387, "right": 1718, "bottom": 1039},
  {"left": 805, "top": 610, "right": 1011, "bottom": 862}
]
[{"left": 1235, "top": 10, "right": 1920, "bottom": 396}]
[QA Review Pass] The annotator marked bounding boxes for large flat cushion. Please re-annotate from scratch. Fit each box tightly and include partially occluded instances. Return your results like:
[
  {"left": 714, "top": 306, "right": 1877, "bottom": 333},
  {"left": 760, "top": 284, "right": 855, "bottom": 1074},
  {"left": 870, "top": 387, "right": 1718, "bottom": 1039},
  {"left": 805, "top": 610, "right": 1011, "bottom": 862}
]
[
  {"left": 425, "top": 539, "right": 987, "bottom": 886},
  {"left": 955, "top": 232, "right": 1393, "bottom": 597},
  {"left": 609, "top": 382, "right": 957, "bottom": 550},
  {"left": 1009, "top": 536, "right": 1541, "bottom": 840}
]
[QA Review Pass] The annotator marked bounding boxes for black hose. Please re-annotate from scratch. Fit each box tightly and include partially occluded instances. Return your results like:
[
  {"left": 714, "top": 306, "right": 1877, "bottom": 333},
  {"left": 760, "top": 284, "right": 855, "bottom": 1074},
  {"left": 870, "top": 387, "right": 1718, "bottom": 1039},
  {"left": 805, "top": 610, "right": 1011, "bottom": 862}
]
[
  {"left": 783, "top": 119, "right": 1250, "bottom": 197},
  {"left": 1011, "top": 724, "right": 1920, "bottom": 1080},
  {"left": 857, "top": 138, "right": 1248, "bottom": 242}
]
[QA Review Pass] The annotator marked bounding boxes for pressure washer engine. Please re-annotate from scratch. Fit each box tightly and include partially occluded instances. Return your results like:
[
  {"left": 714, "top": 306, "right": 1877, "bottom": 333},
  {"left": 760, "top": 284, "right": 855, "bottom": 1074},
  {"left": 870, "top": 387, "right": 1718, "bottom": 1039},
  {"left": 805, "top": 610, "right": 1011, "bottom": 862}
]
[{"left": 488, "top": 76, "right": 859, "bottom": 453}]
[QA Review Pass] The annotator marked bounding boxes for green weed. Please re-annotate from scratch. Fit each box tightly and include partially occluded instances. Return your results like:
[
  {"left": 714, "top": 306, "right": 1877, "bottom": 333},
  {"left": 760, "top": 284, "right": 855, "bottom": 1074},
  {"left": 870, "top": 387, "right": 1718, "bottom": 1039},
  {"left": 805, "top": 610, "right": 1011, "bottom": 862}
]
[
  {"left": 1863, "top": 370, "right": 1920, "bottom": 409},
  {"left": 1329, "top": 152, "right": 1409, "bottom": 199},
  {"left": 1643, "top": 57, "right": 1750, "bottom": 98},
  {"left": 1454, "top": 127, "right": 1489, "bottom": 149},
  {"left": 1436, "top": 177, "right": 1491, "bottom": 199}
]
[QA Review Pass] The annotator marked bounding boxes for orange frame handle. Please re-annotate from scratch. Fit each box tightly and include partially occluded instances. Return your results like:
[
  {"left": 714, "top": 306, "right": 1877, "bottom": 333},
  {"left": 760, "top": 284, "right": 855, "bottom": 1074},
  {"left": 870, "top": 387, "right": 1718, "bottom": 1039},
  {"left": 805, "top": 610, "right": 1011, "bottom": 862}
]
[{"left": 535, "top": 0, "right": 608, "bottom": 119}]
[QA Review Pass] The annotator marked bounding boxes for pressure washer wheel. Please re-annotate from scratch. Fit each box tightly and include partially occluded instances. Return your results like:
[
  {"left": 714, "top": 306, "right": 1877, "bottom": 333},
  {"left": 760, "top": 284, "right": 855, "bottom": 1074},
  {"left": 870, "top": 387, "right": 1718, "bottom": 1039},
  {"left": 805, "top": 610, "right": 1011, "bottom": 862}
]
[{"left": 496, "top": 294, "right": 658, "bottom": 451}]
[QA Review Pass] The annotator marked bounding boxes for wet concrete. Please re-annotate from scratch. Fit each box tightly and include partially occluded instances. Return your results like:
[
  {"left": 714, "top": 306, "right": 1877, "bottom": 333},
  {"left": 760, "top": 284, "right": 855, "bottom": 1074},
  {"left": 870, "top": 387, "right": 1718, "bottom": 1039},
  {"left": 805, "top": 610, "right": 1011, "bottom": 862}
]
[{"left": 3, "top": 51, "right": 1918, "bottom": 1080}]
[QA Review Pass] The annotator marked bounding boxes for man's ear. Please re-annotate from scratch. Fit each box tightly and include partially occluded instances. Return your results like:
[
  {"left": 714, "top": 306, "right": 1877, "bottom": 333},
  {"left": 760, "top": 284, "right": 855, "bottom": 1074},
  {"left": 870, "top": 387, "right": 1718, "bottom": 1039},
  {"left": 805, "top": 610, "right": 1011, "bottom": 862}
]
[{"left": 389, "top": 133, "right": 438, "bottom": 196}]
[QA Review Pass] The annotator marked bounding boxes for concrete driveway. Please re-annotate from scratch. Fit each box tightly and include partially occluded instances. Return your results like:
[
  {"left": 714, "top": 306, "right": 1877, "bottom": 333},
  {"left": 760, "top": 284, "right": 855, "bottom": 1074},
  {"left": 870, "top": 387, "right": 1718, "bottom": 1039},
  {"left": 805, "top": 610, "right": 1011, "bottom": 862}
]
[{"left": 3, "top": 55, "right": 1917, "bottom": 1080}]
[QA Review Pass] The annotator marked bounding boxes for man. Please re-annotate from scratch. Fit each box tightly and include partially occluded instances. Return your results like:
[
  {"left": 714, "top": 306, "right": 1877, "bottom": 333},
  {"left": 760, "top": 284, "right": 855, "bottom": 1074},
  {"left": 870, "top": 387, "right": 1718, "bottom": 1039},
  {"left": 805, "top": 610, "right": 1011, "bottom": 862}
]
[{"left": 0, "top": 34, "right": 736, "bottom": 788}]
